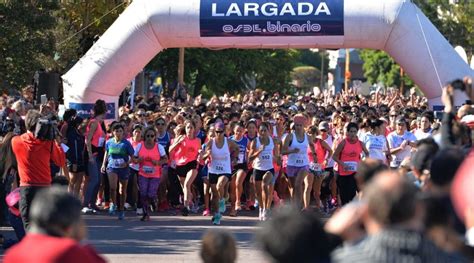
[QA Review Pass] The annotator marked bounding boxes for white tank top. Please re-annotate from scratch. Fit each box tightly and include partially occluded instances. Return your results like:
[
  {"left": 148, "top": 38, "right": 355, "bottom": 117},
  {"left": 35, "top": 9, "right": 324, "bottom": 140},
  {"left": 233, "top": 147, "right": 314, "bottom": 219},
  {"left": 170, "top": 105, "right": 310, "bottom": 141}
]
[
  {"left": 286, "top": 133, "right": 309, "bottom": 167},
  {"left": 253, "top": 137, "right": 274, "bottom": 171},
  {"left": 208, "top": 138, "right": 232, "bottom": 174}
]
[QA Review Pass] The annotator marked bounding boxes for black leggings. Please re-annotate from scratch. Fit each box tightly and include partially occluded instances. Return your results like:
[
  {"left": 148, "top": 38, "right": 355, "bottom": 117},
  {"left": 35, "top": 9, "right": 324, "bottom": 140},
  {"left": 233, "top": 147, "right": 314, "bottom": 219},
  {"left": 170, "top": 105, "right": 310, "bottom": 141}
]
[{"left": 336, "top": 173, "right": 358, "bottom": 205}]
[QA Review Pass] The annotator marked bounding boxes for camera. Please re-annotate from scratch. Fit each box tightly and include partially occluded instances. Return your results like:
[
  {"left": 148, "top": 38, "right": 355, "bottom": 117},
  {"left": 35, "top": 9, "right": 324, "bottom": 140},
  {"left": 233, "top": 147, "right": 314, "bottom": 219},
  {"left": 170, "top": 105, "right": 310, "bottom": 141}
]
[
  {"left": 451, "top": 79, "right": 466, "bottom": 91},
  {"left": 34, "top": 116, "right": 58, "bottom": 141}
]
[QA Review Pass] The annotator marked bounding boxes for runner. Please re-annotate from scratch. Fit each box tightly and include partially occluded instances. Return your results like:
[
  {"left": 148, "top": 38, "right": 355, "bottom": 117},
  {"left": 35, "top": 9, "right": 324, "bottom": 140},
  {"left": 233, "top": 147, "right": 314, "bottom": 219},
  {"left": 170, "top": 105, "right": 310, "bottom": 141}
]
[
  {"left": 332, "top": 122, "right": 370, "bottom": 205},
  {"left": 155, "top": 117, "right": 171, "bottom": 211},
  {"left": 387, "top": 116, "right": 417, "bottom": 169},
  {"left": 128, "top": 124, "right": 143, "bottom": 215},
  {"left": 318, "top": 121, "right": 338, "bottom": 211},
  {"left": 101, "top": 123, "right": 135, "bottom": 220},
  {"left": 244, "top": 120, "right": 258, "bottom": 210},
  {"left": 229, "top": 122, "right": 249, "bottom": 216},
  {"left": 281, "top": 114, "right": 317, "bottom": 210},
  {"left": 83, "top": 100, "right": 107, "bottom": 214},
  {"left": 307, "top": 125, "right": 333, "bottom": 212},
  {"left": 363, "top": 119, "right": 391, "bottom": 165},
  {"left": 169, "top": 120, "right": 201, "bottom": 216},
  {"left": 199, "top": 126, "right": 215, "bottom": 216},
  {"left": 204, "top": 122, "right": 239, "bottom": 225},
  {"left": 248, "top": 122, "right": 280, "bottom": 221},
  {"left": 134, "top": 127, "right": 168, "bottom": 221}
]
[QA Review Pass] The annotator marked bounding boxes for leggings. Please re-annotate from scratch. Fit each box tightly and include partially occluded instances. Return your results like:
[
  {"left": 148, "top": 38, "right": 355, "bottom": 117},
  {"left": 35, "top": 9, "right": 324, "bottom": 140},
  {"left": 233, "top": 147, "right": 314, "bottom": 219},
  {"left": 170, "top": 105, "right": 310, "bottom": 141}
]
[
  {"left": 138, "top": 176, "right": 160, "bottom": 215},
  {"left": 336, "top": 173, "right": 358, "bottom": 206}
]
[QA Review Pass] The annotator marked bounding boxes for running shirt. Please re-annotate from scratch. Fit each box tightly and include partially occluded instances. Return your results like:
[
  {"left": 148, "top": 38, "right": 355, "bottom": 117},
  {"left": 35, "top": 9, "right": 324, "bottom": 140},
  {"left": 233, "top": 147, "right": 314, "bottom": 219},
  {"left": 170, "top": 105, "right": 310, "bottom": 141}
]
[
  {"left": 363, "top": 133, "right": 388, "bottom": 163},
  {"left": 307, "top": 138, "right": 327, "bottom": 172},
  {"left": 136, "top": 143, "right": 166, "bottom": 178},
  {"left": 174, "top": 137, "right": 201, "bottom": 166},
  {"left": 208, "top": 138, "right": 232, "bottom": 174},
  {"left": 287, "top": 133, "right": 310, "bottom": 167},
  {"left": 128, "top": 138, "right": 142, "bottom": 171},
  {"left": 105, "top": 138, "right": 134, "bottom": 169},
  {"left": 230, "top": 135, "right": 248, "bottom": 164},
  {"left": 196, "top": 129, "right": 206, "bottom": 144},
  {"left": 387, "top": 131, "right": 417, "bottom": 168},
  {"left": 253, "top": 137, "right": 274, "bottom": 171},
  {"left": 157, "top": 131, "right": 171, "bottom": 153},
  {"left": 86, "top": 119, "right": 106, "bottom": 150},
  {"left": 320, "top": 134, "right": 334, "bottom": 168},
  {"left": 414, "top": 129, "right": 432, "bottom": 140},
  {"left": 335, "top": 138, "right": 363, "bottom": 176}
]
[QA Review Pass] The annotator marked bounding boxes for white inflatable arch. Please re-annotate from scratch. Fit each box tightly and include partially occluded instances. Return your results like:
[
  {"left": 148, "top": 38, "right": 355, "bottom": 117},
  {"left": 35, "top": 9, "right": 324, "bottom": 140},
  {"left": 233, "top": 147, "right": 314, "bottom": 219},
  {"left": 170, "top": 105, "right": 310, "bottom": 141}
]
[{"left": 62, "top": 0, "right": 474, "bottom": 117}]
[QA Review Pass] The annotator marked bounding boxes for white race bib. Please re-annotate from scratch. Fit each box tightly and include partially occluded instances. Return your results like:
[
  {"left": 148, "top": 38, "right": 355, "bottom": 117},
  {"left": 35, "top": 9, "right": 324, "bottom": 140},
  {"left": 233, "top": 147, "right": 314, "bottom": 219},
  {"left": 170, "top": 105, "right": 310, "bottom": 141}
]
[
  {"left": 238, "top": 152, "right": 245, "bottom": 164},
  {"left": 143, "top": 165, "right": 155, "bottom": 174},
  {"left": 110, "top": 158, "right": 125, "bottom": 168},
  {"left": 98, "top": 137, "right": 105, "bottom": 147},
  {"left": 309, "top": 162, "right": 322, "bottom": 173},
  {"left": 344, "top": 161, "right": 358, "bottom": 172}
]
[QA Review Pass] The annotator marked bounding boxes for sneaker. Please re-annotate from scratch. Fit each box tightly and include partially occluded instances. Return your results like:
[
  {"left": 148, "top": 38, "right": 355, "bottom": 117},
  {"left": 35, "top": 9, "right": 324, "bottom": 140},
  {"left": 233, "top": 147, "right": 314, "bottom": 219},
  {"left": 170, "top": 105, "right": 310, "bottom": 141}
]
[
  {"left": 202, "top": 209, "right": 211, "bottom": 216},
  {"left": 140, "top": 214, "right": 150, "bottom": 221},
  {"left": 136, "top": 208, "right": 144, "bottom": 215},
  {"left": 96, "top": 198, "right": 103, "bottom": 207},
  {"left": 190, "top": 204, "right": 200, "bottom": 214},
  {"left": 212, "top": 213, "right": 222, "bottom": 225},
  {"left": 259, "top": 208, "right": 263, "bottom": 221},
  {"left": 82, "top": 207, "right": 93, "bottom": 214},
  {"left": 181, "top": 206, "right": 189, "bottom": 216},
  {"left": 103, "top": 202, "right": 110, "bottom": 210},
  {"left": 124, "top": 203, "right": 132, "bottom": 210},
  {"left": 109, "top": 204, "right": 117, "bottom": 215},
  {"left": 262, "top": 209, "right": 268, "bottom": 221},
  {"left": 218, "top": 198, "right": 226, "bottom": 213},
  {"left": 118, "top": 211, "right": 125, "bottom": 220}
]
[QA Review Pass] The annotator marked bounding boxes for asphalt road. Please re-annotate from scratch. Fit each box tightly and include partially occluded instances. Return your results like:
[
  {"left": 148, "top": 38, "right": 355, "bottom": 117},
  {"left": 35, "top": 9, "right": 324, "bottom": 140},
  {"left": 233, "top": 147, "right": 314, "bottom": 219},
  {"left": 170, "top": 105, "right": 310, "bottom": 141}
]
[{"left": 84, "top": 210, "right": 268, "bottom": 263}]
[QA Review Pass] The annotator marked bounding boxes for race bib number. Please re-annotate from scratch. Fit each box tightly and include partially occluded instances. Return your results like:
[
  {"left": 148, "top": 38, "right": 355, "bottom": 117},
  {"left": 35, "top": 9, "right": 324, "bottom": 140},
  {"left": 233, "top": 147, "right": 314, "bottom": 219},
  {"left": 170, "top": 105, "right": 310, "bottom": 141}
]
[
  {"left": 262, "top": 154, "right": 271, "bottom": 160},
  {"left": 344, "top": 161, "right": 358, "bottom": 172},
  {"left": 238, "top": 152, "right": 245, "bottom": 164},
  {"left": 215, "top": 165, "right": 224, "bottom": 172},
  {"left": 110, "top": 158, "right": 125, "bottom": 168},
  {"left": 143, "top": 165, "right": 155, "bottom": 174},
  {"left": 309, "top": 162, "right": 322, "bottom": 173},
  {"left": 295, "top": 154, "right": 305, "bottom": 165},
  {"left": 98, "top": 137, "right": 105, "bottom": 147}
]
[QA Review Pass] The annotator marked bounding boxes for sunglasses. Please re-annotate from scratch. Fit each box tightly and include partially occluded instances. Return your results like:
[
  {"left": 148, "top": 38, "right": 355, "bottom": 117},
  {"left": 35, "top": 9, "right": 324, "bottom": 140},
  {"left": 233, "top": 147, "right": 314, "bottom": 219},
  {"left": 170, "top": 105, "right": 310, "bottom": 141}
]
[
  {"left": 156, "top": 122, "right": 165, "bottom": 126},
  {"left": 390, "top": 115, "right": 397, "bottom": 117},
  {"left": 146, "top": 134, "right": 156, "bottom": 138},
  {"left": 138, "top": 114, "right": 146, "bottom": 117},
  {"left": 215, "top": 130, "right": 224, "bottom": 134}
]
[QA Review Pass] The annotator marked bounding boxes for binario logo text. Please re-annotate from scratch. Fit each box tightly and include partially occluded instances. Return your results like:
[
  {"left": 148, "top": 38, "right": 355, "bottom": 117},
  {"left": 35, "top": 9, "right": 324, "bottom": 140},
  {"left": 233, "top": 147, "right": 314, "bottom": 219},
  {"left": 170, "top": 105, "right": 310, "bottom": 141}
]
[{"left": 211, "top": 2, "right": 332, "bottom": 17}]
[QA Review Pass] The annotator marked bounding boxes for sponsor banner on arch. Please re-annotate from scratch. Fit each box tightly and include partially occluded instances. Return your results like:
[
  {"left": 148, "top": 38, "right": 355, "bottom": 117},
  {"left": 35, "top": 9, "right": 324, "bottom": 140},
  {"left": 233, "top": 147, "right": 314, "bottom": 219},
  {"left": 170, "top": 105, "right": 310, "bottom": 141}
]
[{"left": 200, "top": 0, "right": 344, "bottom": 37}]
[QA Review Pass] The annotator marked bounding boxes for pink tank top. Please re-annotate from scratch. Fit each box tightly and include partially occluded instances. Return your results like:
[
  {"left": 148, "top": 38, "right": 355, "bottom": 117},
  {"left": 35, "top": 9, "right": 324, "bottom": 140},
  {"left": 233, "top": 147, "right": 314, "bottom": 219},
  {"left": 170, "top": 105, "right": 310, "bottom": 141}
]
[
  {"left": 175, "top": 137, "right": 201, "bottom": 166},
  {"left": 335, "top": 138, "right": 362, "bottom": 176},
  {"left": 308, "top": 139, "right": 327, "bottom": 168},
  {"left": 138, "top": 143, "right": 161, "bottom": 178},
  {"left": 86, "top": 119, "right": 105, "bottom": 148}
]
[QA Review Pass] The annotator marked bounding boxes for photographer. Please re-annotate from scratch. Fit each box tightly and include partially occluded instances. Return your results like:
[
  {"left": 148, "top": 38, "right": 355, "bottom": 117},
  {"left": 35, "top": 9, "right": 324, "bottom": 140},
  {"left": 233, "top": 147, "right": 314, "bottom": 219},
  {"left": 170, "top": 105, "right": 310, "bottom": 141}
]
[{"left": 11, "top": 110, "right": 65, "bottom": 231}]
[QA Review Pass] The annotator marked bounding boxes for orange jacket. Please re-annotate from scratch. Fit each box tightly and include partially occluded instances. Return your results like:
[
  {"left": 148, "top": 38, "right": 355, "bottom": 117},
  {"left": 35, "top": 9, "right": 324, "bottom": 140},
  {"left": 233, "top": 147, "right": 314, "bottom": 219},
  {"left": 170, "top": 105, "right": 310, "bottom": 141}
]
[{"left": 12, "top": 132, "right": 65, "bottom": 186}]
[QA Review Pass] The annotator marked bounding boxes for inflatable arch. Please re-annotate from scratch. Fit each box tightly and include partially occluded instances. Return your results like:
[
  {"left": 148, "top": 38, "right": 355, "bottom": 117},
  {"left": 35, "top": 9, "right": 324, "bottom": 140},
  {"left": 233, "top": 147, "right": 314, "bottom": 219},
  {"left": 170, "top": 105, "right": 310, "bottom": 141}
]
[{"left": 62, "top": 0, "right": 474, "bottom": 117}]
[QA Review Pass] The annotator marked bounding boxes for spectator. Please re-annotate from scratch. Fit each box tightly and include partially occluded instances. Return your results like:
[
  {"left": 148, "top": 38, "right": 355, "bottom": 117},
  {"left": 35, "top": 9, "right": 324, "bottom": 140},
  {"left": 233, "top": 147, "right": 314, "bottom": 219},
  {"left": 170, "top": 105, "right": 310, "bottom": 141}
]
[
  {"left": 4, "top": 187, "right": 106, "bottom": 263},
  {"left": 11, "top": 110, "right": 65, "bottom": 230},
  {"left": 200, "top": 229, "right": 237, "bottom": 263}
]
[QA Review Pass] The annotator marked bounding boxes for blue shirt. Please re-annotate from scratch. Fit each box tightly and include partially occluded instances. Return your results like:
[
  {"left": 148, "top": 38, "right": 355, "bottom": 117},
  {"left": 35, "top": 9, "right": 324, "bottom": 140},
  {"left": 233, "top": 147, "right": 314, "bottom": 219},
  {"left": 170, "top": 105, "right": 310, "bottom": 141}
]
[
  {"left": 105, "top": 138, "right": 134, "bottom": 168},
  {"left": 230, "top": 135, "right": 248, "bottom": 164}
]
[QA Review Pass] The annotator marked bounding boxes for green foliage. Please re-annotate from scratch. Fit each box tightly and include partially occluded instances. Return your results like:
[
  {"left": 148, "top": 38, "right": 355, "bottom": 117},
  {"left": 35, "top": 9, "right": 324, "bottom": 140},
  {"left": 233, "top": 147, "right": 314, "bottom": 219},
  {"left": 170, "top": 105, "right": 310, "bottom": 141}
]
[
  {"left": 0, "top": 1, "right": 59, "bottom": 90},
  {"left": 291, "top": 66, "right": 321, "bottom": 90},
  {"left": 147, "top": 48, "right": 298, "bottom": 97},
  {"left": 359, "top": 50, "right": 414, "bottom": 88}
]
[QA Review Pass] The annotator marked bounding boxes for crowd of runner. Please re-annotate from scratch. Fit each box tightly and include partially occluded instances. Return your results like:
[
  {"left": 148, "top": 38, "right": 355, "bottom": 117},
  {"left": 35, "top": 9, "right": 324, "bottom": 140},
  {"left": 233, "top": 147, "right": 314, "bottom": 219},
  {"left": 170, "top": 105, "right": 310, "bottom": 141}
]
[{"left": 1, "top": 78, "right": 474, "bottom": 260}]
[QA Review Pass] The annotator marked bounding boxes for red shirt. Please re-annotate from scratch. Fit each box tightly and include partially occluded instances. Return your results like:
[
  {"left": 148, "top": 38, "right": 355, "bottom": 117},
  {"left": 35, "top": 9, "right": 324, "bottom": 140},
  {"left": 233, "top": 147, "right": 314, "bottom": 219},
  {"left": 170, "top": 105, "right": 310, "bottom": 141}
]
[
  {"left": 4, "top": 234, "right": 106, "bottom": 263},
  {"left": 12, "top": 132, "right": 66, "bottom": 186}
]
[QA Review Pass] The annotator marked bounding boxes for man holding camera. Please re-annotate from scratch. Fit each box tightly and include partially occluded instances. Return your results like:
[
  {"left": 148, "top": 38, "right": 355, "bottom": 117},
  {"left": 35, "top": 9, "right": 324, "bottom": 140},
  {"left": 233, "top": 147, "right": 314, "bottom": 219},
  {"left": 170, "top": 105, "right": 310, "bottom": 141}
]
[{"left": 11, "top": 110, "right": 65, "bottom": 231}]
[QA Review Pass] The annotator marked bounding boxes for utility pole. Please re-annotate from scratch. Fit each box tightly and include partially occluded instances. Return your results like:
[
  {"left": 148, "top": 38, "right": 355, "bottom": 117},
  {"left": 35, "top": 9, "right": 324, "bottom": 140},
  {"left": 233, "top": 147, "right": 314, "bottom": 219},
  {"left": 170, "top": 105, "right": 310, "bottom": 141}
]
[
  {"left": 344, "top": 49, "right": 350, "bottom": 92},
  {"left": 178, "top": 48, "right": 185, "bottom": 85}
]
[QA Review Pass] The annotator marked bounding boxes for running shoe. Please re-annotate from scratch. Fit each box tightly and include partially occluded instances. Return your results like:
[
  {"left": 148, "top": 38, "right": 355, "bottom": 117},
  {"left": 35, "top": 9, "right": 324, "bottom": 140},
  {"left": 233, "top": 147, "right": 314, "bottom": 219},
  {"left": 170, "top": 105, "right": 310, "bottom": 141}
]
[
  {"left": 202, "top": 209, "right": 211, "bottom": 216},
  {"left": 109, "top": 204, "right": 117, "bottom": 215},
  {"left": 136, "top": 208, "right": 144, "bottom": 215},
  {"left": 181, "top": 206, "right": 189, "bottom": 216},
  {"left": 118, "top": 211, "right": 125, "bottom": 220},
  {"left": 103, "top": 202, "right": 110, "bottom": 210},
  {"left": 140, "top": 213, "right": 150, "bottom": 221},
  {"left": 259, "top": 208, "right": 263, "bottom": 221},
  {"left": 218, "top": 198, "right": 226, "bottom": 213},
  {"left": 262, "top": 209, "right": 268, "bottom": 221},
  {"left": 190, "top": 203, "right": 200, "bottom": 214},
  {"left": 96, "top": 198, "right": 103, "bottom": 207},
  {"left": 212, "top": 213, "right": 222, "bottom": 225},
  {"left": 81, "top": 207, "right": 93, "bottom": 214},
  {"left": 124, "top": 203, "right": 132, "bottom": 210}
]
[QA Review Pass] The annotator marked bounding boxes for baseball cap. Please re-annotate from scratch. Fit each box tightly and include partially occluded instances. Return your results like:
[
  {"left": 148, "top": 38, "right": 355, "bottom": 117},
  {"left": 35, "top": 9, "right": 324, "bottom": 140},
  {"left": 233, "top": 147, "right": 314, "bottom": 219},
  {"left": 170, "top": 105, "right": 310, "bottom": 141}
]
[{"left": 318, "top": 121, "right": 329, "bottom": 131}]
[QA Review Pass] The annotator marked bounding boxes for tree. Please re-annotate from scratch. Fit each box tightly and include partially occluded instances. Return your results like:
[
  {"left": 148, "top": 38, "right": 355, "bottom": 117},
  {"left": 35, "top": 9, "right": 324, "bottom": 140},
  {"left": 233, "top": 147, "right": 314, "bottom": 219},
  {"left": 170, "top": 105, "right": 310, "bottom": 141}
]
[
  {"left": 291, "top": 66, "right": 321, "bottom": 90},
  {"left": 146, "top": 48, "right": 298, "bottom": 98},
  {"left": 0, "top": 1, "right": 59, "bottom": 90}
]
